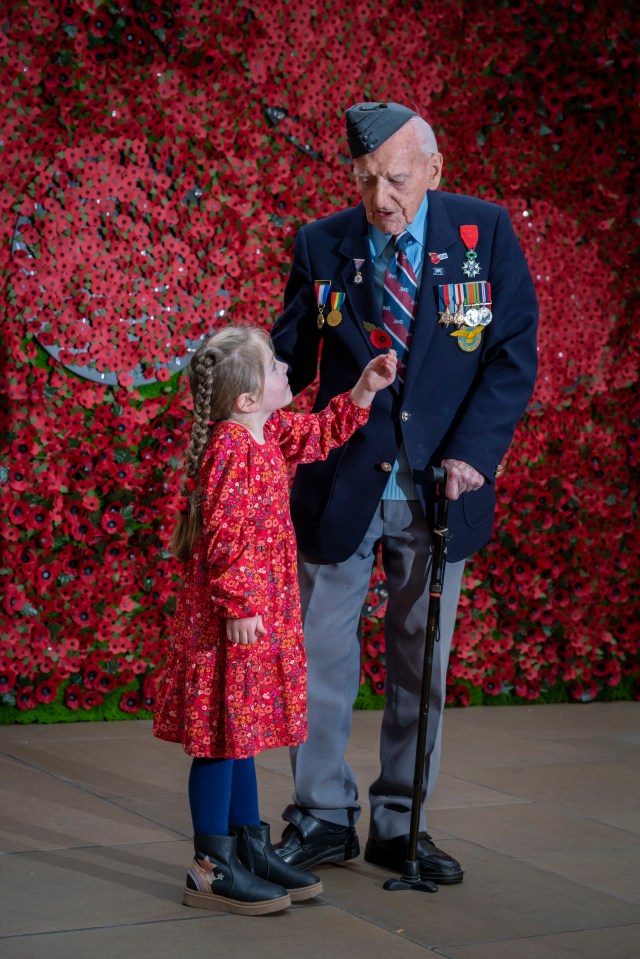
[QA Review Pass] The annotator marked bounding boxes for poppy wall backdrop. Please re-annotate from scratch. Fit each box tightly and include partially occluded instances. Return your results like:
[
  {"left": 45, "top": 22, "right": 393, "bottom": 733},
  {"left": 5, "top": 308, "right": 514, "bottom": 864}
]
[{"left": 0, "top": 0, "right": 638, "bottom": 722}]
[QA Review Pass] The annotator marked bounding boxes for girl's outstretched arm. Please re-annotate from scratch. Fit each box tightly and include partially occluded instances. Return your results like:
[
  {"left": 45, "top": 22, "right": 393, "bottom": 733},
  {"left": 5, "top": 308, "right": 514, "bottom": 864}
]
[{"left": 350, "top": 350, "right": 397, "bottom": 408}]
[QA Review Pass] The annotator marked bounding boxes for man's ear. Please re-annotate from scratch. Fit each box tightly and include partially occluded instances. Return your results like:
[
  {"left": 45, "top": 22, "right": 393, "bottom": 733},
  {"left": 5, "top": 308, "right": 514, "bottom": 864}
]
[
  {"left": 235, "top": 392, "right": 259, "bottom": 414},
  {"left": 427, "top": 153, "right": 444, "bottom": 190}
]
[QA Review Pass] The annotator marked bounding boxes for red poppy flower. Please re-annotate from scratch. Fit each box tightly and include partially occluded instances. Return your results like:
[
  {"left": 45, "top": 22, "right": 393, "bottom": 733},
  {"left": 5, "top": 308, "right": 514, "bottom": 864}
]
[
  {"left": 8, "top": 465, "right": 32, "bottom": 491},
  {"left": 3, "top": 585, "right": 26, "bottom": 616},
  {"left": 83, "top": 665, "right": 100, "bottom": 689},
  {"left": 72, "top": 604, "right": 97, "bottom": 628},
  {"left": 100, "top": 510, "right": 126, "bottom": 535},
  {"left": 8, "top": 501, "right": 28, "bottom": 526},
  {"left": 72, "top": 558, "right": 97, "bottom": 584},
  {"left": 35, "top": 680, "right": 60, "bottom": 704},
  {"left": 87, "top": 13, "right": 113, "bottom": 37},
  {"left": 65, "top": 684, "right": 83, "bottom": 711},
  {"left": 0, "top": 665, "right": 17, "bottom": 695},
  {"left": 81, "top": 691, "right": 104, "bottom": 710},
  {"left": 96, "top": 672, "right": 117, "bottom": 694},
  {"left": 482, "top": 676, "right": 502, "bottom": 696},
  {"left": 15, "top": 686, "right": 36, "bottom": 710},
  {"left": 364, "top": 637, "right": 384, "bottom": 659},
  {"left": 370, "top": 329, "right": 392, "bottom": 349},
  {"left": 67, "top": 515, "right": 97, "bottom": 544},
  {"left": 34, "top": 563, "right": 62, "bottom": 596},
  {"left": 120, "top": 691, "right": 141, "bottom": 713},
  {"left": 453, "top": 684, "right": 471, "bottom": 707}
]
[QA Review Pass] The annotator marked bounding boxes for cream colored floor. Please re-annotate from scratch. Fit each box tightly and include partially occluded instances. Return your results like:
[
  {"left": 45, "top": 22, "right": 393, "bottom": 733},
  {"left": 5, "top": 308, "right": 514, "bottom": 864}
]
[{"left": 1, "top": 703, "right": 639, "bottom": 959}]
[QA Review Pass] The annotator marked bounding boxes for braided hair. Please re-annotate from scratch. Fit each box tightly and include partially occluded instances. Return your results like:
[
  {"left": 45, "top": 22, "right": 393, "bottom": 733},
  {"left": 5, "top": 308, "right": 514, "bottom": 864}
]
[{"left": 171, "top": 324, "right": 270, "bottom": 562}]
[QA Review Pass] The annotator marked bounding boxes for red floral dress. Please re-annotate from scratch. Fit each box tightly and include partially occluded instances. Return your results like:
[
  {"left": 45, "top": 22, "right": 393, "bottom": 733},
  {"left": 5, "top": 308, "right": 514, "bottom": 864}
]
[{"left": 153, "top": 392, "right": 369, "bottom": 758}]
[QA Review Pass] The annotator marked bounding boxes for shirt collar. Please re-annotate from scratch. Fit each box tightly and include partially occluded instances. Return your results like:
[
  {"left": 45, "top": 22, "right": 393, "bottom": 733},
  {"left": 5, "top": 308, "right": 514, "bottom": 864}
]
[{"left": 368, "top": 192, "right": 429, "bottom": 257}]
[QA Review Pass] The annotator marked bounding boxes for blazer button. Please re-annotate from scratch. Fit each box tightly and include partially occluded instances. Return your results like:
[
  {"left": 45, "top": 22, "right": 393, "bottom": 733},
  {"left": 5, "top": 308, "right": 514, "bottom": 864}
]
[
  {"left": 401, "top": 411, "right": 410, "bottom": 422},
  {"left": 380, "top": 462, "right": 393, "bottom": 472}
]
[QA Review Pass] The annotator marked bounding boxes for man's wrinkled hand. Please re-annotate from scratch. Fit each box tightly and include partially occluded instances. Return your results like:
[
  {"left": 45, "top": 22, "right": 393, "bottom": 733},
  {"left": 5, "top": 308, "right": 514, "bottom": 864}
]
[{"left": 441, "top": 458, "right": 485, "bottom": 500}]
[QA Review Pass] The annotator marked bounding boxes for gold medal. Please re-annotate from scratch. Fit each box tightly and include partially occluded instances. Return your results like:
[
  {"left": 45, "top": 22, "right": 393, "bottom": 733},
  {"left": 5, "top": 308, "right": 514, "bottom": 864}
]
[
  {"left": 327, "top": 309, "right": 342, "bottom": 327},
  {"left": 317, "top": 312, "right": 325, "bottom": 329}
]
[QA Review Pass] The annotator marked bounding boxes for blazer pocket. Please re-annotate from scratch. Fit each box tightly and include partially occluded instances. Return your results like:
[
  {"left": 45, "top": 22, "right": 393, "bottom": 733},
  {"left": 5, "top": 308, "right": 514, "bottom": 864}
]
[{"left": 461, "top": 483, "right": 495, "bottom": 529}]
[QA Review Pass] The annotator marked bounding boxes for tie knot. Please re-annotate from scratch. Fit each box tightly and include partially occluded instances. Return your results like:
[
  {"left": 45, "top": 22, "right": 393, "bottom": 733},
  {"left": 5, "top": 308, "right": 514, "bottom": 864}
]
[{"left": 394, "top": 231, "right": 411, "bottom": 253}]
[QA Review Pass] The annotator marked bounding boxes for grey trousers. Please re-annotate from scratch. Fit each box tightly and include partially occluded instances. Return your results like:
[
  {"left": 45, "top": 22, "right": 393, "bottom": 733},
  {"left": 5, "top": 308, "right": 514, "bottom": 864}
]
[{"left": 289, "top": 499, "right": 464, "bottom": 840}]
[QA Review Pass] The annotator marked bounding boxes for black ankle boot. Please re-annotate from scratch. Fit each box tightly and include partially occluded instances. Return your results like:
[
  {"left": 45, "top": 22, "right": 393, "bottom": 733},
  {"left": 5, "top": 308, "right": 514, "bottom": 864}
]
[
  {"left": 231, "top": 822, "right": 323, "bottom": 902},
  {"left": 183, "top": 834, "right": 291, "bottom": 915}
]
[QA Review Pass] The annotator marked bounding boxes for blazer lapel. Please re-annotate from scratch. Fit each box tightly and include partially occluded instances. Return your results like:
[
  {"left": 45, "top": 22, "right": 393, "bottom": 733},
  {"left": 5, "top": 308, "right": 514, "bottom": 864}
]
[
  {"left": 404, "top": 190, "right": 458, "bottom": 397},
  {"left": 336, "top": 207, "right": 388, "bottom": 362}
]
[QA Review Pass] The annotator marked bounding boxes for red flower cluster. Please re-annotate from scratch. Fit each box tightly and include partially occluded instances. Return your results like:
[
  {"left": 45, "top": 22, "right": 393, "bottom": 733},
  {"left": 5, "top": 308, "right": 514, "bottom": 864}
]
[{"left": 0, "top": 0, "right": 638, "bottom": 722}]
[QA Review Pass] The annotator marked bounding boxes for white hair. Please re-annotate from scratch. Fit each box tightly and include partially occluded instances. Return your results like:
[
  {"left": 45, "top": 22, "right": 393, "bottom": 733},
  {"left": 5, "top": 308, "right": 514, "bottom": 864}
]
[{"left": 409, "top": 115, "right": 439, "bottom": 155}]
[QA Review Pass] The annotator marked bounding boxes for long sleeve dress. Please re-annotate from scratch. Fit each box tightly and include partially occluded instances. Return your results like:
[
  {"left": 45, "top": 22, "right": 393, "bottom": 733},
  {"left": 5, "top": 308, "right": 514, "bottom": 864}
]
[{"left": 152, "top": 392, "right": 369, "bottom": 759}]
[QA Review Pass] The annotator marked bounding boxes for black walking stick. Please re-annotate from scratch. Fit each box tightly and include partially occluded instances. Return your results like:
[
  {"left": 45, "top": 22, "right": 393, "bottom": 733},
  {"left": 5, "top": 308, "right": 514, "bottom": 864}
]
[{"left": 384, "top": 465, "right": 450, "bottom": 893}]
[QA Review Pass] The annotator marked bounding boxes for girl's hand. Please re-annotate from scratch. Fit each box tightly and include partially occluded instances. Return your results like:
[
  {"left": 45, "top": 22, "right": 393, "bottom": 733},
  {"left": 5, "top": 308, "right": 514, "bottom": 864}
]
[
  {"left": 351, "top": 350, "right": 397, "bottom": 407},
  {"left": 226, "top": 615, "right": 266, "bottom": 646}
]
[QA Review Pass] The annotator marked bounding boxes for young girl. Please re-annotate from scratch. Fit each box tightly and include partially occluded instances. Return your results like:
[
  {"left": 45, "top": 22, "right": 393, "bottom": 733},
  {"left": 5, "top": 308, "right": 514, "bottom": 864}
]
[{"left": 153, "top": 324, "right": 396, "bottom": 915}]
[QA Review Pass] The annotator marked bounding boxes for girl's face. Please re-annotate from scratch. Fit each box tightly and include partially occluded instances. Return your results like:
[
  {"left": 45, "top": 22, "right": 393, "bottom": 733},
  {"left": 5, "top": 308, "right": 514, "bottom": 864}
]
[{"left": 258, "top": 343, "right": 292, "bottom": 413}]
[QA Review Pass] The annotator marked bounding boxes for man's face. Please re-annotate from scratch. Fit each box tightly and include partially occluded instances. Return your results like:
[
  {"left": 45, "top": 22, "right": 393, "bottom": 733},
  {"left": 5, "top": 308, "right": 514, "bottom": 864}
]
[{"left": 353, "top": 122, "right": 443, "bottom": 236}]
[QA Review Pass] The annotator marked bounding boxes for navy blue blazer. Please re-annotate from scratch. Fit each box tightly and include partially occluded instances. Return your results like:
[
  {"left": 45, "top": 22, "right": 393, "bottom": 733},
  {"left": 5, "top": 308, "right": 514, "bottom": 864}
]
[{"left": 272, "top": 189, "right": 538, "bottom": 563}]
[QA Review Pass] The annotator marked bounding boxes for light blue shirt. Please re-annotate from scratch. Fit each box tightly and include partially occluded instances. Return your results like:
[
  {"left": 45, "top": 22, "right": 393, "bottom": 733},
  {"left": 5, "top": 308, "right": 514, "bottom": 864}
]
[
  {"left": 369, "top": 193, "right": 429, "bottom": 501},
  {"left": 368, "top": 192, "right": 429, "bottom": 311}
]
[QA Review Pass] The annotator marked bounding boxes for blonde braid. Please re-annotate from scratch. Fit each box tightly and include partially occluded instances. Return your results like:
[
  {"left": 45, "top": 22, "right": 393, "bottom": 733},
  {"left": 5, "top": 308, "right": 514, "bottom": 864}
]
[
  {"left": 171, "top": 349, "right": 216, "bottom": 562},
  {"left": 184, "top": 350, "right": 216, "bottom": 483},
  {"left": 170, "top": 324, "right": 269, "bottom": 563}
]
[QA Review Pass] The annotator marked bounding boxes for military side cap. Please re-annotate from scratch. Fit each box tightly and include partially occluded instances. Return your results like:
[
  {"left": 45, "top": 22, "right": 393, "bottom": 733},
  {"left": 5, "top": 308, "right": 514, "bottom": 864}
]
[{"left": 345, "top": 101, "right": 419, "bottom": 158}]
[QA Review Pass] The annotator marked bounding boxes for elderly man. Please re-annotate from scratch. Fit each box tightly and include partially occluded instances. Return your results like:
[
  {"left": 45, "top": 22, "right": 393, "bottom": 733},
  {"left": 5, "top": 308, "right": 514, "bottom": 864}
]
[{"left": 271, "top": 101, "right": 538, "bottom": 884}]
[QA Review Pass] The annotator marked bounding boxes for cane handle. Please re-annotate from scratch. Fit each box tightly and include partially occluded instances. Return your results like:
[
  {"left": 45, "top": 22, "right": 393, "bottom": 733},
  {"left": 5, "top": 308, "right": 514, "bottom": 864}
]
[{"left": 427, "top": 465, "right": 447, "bottom": 485}]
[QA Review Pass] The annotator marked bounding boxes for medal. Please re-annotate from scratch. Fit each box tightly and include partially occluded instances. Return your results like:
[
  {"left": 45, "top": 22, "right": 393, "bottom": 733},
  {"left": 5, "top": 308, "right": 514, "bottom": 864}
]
[
  {"left": 327, "top": 291, "right": 345, "bottom": 327},
  {"left": 314, "top": 280, "right": 330, "bottom": 328},
  {"left": 353, "top": 259, "right": 365, "bottom": 284},
  {"left": 438, "top": 281, "right": 492, "bottom": 328},
  {"left": 437, "top": 284, "right": 458, "bottom": 326},
  {"left": 453, "top": 302, "right": 466, "bottom": 326},
  {"left": 450, "top": 326, "right": 483, "bottom": 352},
  {"left": 460, "top": 225, "right": 482, "bottom": 277}
]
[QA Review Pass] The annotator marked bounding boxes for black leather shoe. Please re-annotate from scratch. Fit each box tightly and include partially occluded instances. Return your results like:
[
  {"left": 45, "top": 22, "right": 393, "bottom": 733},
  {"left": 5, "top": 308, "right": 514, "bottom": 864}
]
[
  {"left": 273, "top": 804, "right": 360, "bottom": 870},
  {"left": 364, "top": 832, "right": 464, "bottom": 884}
]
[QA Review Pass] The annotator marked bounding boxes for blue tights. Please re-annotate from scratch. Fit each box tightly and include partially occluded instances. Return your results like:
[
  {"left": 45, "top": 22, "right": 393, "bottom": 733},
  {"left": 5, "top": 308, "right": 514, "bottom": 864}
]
[{"left": 188, "top": 756, "right": 260, "bottom": 836}]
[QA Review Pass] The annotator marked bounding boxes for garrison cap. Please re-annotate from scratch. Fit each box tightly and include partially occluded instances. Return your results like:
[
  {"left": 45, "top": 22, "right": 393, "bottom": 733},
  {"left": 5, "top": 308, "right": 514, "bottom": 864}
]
[{"left": 345, "top": 101, "right": 419, "bottom": 158}]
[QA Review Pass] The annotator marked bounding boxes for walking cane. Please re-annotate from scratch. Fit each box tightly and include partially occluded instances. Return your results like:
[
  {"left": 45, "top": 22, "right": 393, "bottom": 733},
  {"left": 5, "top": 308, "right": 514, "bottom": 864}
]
[{"left": 384, "top": 465, "right": 450, "bottom": 893}]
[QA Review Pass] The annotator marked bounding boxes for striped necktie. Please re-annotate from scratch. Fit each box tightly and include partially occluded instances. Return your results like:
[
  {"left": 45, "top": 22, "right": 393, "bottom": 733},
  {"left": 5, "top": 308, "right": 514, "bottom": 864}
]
[{"left": 381, "top": 231, "right": 417, "bottom": 382}]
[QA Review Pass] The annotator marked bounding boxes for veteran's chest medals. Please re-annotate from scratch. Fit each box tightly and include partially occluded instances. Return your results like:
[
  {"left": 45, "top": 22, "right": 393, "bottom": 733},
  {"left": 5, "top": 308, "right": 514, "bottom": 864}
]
[{"left": 437, "top": 280, "right": 493, "bottom": 352}]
